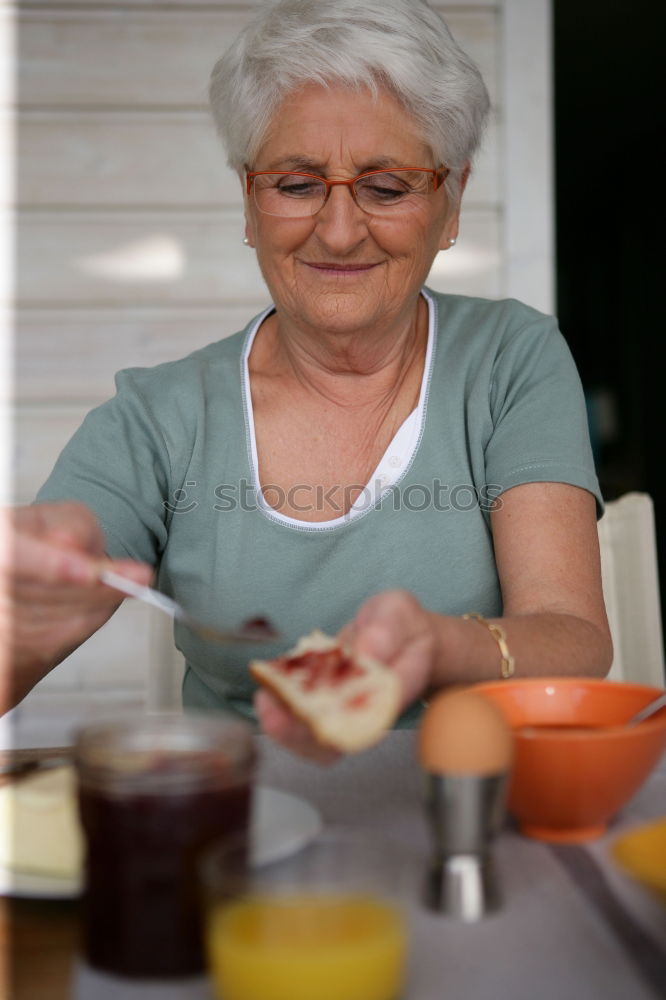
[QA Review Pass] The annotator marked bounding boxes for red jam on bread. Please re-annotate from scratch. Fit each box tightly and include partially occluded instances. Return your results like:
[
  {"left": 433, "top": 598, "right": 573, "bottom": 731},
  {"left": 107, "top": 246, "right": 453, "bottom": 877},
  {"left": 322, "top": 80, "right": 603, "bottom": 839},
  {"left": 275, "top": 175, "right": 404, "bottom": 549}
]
[{"left": 250, "top": 630, "right": 400, "bottom": 752}]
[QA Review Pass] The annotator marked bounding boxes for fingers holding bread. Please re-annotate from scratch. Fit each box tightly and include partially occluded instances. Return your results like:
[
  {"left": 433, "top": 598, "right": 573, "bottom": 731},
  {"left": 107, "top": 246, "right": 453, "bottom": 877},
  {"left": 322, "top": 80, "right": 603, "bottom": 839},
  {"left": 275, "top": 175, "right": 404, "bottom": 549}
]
[
  {"left": 254, "top": 688, "right": 342, "bottom": 765},
  {"left": 250, "top": 629, "right": 401, "bottom": 755}
]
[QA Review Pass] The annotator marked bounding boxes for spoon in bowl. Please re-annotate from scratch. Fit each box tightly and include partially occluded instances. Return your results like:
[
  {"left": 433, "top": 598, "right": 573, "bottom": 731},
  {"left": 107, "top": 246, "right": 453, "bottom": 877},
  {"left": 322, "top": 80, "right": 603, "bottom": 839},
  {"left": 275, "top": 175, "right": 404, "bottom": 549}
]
[
  {"left": 626, "top": 691, "right": 666, "bottom": 726},
  {"left": 99, "top": 568, "right": 279, "bottom": 644},
  {"left": 517, "top": 691, "right": 666, "bottom": 736}
]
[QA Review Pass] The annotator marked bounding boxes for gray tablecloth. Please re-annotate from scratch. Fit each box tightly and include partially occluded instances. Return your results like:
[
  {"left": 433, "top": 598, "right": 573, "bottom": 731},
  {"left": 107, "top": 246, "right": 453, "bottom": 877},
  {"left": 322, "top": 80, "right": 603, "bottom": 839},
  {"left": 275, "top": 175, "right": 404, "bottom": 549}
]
[
  {"left": 257, "top": 731, "right": 666, "bottom": 1000},
  {"left": 75, "top": 731, "right": 666, "bottom": 1000}
]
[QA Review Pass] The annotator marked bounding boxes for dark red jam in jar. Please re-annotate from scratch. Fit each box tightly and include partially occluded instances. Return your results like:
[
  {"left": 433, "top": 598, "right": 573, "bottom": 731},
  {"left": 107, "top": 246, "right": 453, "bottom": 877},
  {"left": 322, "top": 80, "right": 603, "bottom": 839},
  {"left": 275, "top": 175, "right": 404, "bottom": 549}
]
[{"left": 74, "top": 714, "right": 255, "bottom": 979}]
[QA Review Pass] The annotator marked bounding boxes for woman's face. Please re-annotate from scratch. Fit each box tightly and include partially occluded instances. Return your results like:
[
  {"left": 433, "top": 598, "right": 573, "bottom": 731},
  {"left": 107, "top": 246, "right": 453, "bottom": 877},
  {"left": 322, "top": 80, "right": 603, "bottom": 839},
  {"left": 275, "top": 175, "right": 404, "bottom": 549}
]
[{"left": 244, "top": 83, "right": 464, "bottom": 337}]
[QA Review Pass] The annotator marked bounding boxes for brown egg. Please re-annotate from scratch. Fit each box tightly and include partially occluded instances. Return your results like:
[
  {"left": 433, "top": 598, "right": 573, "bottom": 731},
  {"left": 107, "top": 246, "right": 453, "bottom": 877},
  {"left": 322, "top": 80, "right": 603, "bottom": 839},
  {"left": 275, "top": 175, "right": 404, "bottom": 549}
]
[{"left": 418, "top": 687, "right": 513, "bottom": 775}]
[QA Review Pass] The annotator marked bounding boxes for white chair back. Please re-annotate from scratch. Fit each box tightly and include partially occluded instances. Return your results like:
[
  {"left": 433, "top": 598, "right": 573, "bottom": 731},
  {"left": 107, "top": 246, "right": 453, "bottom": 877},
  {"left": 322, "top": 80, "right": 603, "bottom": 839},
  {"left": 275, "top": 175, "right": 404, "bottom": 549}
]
[{"left": 598, "top": 492, "right": 665, "bottom": 686}]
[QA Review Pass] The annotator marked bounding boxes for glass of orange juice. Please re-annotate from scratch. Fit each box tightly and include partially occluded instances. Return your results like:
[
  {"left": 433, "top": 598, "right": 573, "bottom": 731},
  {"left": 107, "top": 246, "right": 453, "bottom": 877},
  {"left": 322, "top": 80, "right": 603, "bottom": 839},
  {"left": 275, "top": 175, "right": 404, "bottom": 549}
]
[{"left": 200, "top": 828, "right": 413, "bottom": 1000}]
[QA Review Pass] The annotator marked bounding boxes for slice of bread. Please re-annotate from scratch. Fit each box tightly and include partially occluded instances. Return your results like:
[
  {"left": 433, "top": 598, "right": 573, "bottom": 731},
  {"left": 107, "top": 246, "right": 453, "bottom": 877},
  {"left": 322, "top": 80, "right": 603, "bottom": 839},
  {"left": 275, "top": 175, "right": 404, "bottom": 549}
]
[{"left": 250, "top": 630, "right": 401, "bottom": 753}]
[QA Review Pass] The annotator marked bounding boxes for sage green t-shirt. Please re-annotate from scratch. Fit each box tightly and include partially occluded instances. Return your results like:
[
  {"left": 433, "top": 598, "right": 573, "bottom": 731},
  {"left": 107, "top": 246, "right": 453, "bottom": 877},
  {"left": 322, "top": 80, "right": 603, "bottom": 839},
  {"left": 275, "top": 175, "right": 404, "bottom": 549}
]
[{"left": 37, "top": 289, "right": 602, "bottom": 722}]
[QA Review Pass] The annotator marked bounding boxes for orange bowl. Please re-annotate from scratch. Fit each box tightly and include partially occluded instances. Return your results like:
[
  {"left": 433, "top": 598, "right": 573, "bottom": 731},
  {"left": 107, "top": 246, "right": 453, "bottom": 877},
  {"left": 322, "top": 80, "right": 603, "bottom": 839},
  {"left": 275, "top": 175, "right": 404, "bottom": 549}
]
[{"left": 473, "top": 679, "right": 666, "bottom": 843}]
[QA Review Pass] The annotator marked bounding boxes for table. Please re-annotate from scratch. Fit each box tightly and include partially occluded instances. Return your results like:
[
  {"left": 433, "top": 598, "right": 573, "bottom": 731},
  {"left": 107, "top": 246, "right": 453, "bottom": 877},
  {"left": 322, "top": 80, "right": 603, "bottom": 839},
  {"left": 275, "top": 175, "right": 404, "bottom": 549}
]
[{"left": 3, "top": 733, "right": 665, "bottom": 1000}]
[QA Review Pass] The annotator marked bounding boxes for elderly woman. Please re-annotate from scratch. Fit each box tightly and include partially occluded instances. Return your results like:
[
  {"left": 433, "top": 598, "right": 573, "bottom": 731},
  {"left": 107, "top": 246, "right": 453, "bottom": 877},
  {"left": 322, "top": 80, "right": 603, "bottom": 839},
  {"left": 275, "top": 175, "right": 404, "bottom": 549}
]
[{"left": 3, "top": 0, "right": 611, "bottom": 757}]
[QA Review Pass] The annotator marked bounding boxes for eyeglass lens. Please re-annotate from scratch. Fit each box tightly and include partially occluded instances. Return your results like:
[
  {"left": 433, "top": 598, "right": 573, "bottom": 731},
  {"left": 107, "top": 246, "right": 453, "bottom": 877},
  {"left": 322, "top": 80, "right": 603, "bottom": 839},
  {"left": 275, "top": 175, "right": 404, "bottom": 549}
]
[{"left": 251, "top": 170, "right": 437, "bottom": 218}]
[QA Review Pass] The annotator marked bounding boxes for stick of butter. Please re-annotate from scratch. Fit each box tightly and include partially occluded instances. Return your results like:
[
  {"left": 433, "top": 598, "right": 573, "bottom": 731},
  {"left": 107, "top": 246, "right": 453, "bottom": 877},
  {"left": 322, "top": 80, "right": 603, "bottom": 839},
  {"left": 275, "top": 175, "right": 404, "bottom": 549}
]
[{"left": 0, "top": 766, "right": 83, "bottom": 879}]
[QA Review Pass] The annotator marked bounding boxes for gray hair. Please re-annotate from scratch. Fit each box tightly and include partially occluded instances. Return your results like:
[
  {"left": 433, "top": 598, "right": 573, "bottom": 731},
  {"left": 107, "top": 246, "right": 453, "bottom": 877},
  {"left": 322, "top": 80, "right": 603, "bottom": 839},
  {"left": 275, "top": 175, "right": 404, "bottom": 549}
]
[{"left": 209, "top": 0, "right": 490, "bottom": 202}]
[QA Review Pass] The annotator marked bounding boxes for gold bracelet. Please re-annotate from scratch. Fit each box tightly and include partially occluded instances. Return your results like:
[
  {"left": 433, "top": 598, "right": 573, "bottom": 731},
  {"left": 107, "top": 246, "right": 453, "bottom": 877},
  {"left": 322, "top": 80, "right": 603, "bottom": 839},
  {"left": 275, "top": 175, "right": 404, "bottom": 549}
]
[{"left": 462, "top": 612, "right": 515, "bottom": 679}]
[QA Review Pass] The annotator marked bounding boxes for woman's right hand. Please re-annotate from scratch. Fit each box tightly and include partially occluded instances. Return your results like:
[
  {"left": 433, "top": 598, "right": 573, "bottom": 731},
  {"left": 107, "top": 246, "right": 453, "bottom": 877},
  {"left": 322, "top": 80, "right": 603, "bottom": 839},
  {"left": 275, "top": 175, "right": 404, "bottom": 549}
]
[{"left": 0, "top": 501, "right": 154, "bottom": 712}]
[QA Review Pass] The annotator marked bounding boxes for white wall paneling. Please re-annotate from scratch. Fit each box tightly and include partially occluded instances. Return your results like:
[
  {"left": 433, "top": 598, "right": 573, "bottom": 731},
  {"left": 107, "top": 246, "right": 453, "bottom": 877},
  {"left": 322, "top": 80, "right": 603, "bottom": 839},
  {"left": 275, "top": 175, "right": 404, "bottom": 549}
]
[
  {"left": 12, "top": 0, "right": 553, "bottom": 730},
  {"left": 15, "top": 306, "right": 263, "bottom": 402},
  {"left": 17, "top": 9, "right": 255, "bottom": 108},
  {"left": 17, "top": 111, "right": 243, "bottom": 208},
  {"left": 14, "top": 404, "right": 92, "bottom": 503},
  {"left": 16, "top": 210, "right": 269, "bottom": 305},
  {"left": 501, "top": 0, "right": 555, "bottom": 313},
  {"left": 18, "top": 598, "right": 155, "bottom": 694}
]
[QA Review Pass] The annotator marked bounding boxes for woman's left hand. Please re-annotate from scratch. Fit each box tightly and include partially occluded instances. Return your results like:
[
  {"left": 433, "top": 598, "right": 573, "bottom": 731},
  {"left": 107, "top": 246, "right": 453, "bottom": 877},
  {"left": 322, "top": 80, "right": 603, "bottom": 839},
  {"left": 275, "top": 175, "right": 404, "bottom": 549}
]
[
  {"left": 254, "top": 590, "right": 439, "bottom": 763},
  {"left": 339, "top": 590, "right": 438, "bottom": 708}
]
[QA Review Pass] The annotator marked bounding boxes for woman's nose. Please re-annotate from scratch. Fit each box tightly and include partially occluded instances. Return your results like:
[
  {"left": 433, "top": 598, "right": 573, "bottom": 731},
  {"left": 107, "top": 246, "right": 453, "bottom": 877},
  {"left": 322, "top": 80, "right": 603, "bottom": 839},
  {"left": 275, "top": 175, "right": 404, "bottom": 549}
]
[{"left": 313, "top": 184, "right": 368, "bottom": 250}]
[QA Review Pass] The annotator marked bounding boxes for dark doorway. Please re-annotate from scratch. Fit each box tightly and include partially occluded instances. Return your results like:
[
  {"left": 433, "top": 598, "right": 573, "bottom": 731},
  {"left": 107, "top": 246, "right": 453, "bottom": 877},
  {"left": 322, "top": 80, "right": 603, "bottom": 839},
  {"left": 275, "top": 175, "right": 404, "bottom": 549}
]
[{"left": 554, "top": 0, "right": 664, "bottom": 622}]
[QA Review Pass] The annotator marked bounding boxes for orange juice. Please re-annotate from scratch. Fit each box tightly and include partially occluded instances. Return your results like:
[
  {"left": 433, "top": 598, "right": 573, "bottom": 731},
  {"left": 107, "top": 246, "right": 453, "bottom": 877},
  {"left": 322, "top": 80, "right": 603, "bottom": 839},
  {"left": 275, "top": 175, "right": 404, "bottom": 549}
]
[
  {"left": 613, "top": 818, "right": 666, "bottom": 899},
  {"left": 206, "top": 893, "right": 406, "bottom": 1000}
]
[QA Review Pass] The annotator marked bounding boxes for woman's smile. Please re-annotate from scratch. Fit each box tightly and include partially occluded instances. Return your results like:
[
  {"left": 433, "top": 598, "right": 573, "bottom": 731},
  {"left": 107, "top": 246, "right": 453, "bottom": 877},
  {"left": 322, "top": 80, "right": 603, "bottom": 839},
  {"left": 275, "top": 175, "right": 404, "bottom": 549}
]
[{"left": 301, "top": 260, "right": 382, "bottom": 276}]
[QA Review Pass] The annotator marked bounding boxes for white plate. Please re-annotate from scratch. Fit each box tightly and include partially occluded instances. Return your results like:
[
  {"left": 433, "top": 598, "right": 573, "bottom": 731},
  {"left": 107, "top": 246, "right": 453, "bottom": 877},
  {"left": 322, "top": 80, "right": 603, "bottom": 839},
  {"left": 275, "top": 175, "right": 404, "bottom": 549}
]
[
  {"left": 0, "top": 785, "right": 322, "bottom": 899},
  {"left": 252, "top": 786, "right": 322, "bottom": 867}
]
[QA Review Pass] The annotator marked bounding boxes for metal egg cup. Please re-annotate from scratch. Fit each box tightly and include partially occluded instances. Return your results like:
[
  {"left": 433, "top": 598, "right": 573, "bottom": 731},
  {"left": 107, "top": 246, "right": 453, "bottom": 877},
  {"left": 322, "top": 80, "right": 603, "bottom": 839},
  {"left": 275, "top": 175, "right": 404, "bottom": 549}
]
[{"left": 422, "top": 771, "right": 508, "bottom": 922}]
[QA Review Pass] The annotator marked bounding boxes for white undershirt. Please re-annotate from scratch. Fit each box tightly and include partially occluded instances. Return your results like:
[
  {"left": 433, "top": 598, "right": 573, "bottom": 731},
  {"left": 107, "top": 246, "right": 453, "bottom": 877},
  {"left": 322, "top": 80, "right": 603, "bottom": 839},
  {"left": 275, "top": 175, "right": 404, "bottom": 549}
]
[{"left": 242, "top": 290, "right": 436, "bottom": 529}]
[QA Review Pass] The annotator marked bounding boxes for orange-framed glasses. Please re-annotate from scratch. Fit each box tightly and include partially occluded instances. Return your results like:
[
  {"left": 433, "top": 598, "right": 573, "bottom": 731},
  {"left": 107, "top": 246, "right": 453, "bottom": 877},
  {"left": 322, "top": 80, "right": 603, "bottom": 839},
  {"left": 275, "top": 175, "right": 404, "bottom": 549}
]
[{"left": 245, "top": 166, "right": 449, "bottom": 218}]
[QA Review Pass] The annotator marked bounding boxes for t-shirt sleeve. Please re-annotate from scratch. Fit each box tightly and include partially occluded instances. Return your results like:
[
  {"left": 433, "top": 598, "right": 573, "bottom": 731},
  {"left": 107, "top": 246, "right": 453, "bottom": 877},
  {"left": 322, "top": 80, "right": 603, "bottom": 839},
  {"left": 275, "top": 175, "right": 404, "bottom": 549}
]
[
  {"left": 35, "top": 370, "right": 172, "bottom": 563},
  {"left": 484, "top": 315, "right": 603, "bottom": 514}
]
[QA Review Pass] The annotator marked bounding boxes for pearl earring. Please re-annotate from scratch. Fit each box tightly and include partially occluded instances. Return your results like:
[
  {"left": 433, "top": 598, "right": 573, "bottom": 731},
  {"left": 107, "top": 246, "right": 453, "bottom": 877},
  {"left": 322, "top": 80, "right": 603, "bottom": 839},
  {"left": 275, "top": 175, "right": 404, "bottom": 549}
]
[
  {"left": 448, "top": 237, "right": 456, "bottom": 246},
  {"left": 243, "top": 237, "right": 250, "bottom": 246}
]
